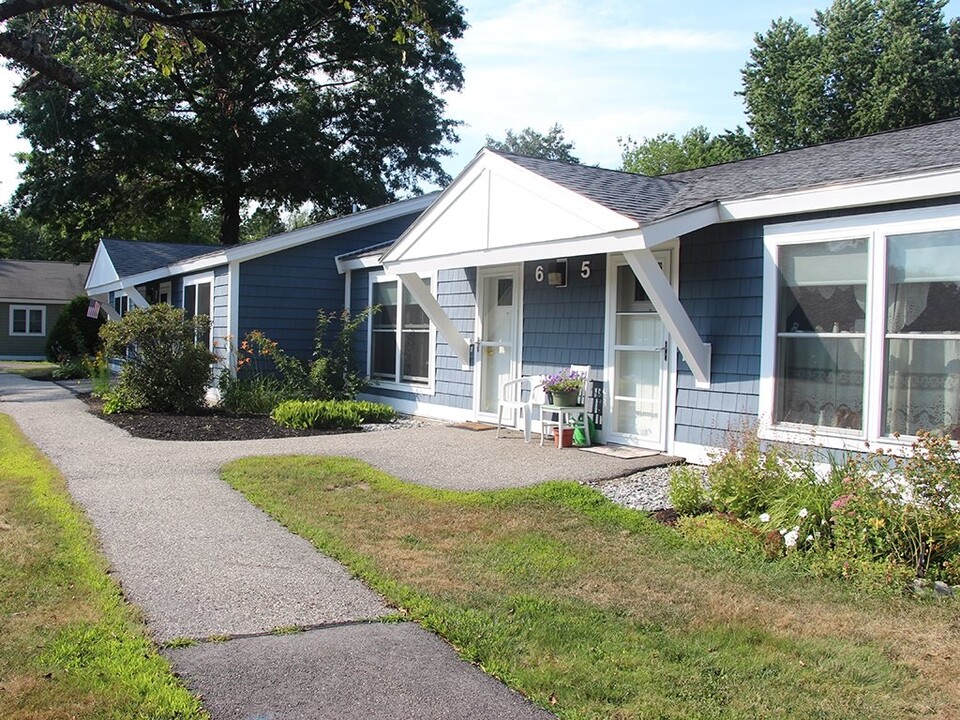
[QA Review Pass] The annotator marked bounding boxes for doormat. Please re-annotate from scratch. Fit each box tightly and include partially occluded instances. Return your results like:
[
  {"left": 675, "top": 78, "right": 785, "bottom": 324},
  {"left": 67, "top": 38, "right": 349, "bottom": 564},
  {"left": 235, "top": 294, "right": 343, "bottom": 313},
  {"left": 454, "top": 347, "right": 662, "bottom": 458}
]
[
  {"left": 578, "top": 445, "right": 660, "bottom": 459},
  {"left": 451, "top": 421, "right": 497, "bottom": 431}
]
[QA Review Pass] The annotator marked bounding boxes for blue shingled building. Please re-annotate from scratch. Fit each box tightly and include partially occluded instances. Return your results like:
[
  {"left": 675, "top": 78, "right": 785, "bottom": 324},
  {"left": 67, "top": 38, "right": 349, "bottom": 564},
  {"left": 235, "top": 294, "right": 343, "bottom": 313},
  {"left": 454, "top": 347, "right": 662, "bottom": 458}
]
[{"left": 89, "top": 118, "right": 960, "bottom": 463}]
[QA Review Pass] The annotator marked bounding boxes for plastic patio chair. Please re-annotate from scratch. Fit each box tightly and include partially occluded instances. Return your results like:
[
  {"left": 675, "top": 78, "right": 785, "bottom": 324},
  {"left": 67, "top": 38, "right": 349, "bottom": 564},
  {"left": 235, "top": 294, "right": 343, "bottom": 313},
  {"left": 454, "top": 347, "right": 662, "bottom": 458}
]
[{"left": 496, "top": 375, "right": 544, "bottom": 443}]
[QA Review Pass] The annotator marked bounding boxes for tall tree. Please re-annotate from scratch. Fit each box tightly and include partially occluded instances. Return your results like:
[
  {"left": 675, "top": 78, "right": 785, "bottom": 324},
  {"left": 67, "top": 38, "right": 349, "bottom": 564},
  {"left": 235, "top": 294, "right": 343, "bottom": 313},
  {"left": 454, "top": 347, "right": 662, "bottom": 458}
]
[
  {"left": 485, "top": 123, "right": 579, "bottom": 163},
  {"left": 619, "top": 126, "right": 757, "bottom": 176},
  {"left": 741, "top": 0, "right": 960, "bottom": 153},
  {"left": 6, "top": 0, "right": 465, "bottom": 258}
]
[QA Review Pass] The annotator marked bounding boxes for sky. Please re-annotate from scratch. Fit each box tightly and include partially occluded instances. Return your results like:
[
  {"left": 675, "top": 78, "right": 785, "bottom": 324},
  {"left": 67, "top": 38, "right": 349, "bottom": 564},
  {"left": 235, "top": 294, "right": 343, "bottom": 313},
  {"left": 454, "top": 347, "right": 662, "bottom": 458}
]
[{"left": 1, "top": 0, "right": 959, "bottom": 204}]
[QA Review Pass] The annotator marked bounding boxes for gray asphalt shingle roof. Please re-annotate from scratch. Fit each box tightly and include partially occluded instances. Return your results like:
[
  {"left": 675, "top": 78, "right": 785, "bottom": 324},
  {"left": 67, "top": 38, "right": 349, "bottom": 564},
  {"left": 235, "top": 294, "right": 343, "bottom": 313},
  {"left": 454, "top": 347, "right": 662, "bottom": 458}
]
[
  {"left": 101, "top": 239, "right": 222, "bottom": 277},
  {"left": 0, "top": 260, "right": 91, "bottom": 302},
  {"left": 496, "top": 117, "right": 960, "bottom": 223}
]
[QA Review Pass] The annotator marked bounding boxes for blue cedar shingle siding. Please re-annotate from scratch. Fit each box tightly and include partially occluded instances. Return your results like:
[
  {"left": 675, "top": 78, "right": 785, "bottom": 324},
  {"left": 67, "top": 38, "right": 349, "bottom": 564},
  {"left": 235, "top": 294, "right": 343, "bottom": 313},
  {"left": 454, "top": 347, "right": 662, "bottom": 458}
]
[
  {"left": 674, "top": 221, "right": 763, "bottom": 448},
  {"left": 434, "top": 268, "right": 475, "bottom": 409},
  {"left": 521, "top": 254, "right": 606, "bottom": 375},
  {"left": 238, "top": 215, "right": 418, "bottom": 359}
]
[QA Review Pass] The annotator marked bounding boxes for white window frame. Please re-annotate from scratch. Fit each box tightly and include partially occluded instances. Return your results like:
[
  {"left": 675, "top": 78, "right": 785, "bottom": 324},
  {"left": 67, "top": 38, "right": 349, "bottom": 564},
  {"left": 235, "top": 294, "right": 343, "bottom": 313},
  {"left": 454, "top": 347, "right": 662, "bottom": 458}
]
[
  {"left": 183, "top": 272, "right": 215, "bottom": 351},
  {"left": 761, "top": 204, "right": 960, "bottom": 453},
  {"left": 113, "top": 293, "right": 129, "bottom": 318},
  {"left": 367, "top": 270, "right": 436, "bottom": 394},
  {"left": 9, "top": 304, "right": 46, "bottom": 336},
  {"left": 158, "top": 281, "right": 172, "bottom": 305}
]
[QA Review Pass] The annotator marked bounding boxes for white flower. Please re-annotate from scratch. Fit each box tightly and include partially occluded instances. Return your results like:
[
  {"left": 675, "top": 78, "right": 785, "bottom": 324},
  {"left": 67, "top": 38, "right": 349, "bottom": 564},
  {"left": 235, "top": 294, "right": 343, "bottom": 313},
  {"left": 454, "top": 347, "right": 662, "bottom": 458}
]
[
  {"left": 784, "top": 529, "right": 800, "bottom": 548},
  {"left": 759, "top": 513, "right": 771, "bottom": 523},
  {"left": 798, "top": 508, "right": 809, "bottom": 518},
  {"left": 806, "top": 534, "right": 814, "bottom": 543},
  {"left": 779, "top": 528, "right": 787, "bottom": 536}
]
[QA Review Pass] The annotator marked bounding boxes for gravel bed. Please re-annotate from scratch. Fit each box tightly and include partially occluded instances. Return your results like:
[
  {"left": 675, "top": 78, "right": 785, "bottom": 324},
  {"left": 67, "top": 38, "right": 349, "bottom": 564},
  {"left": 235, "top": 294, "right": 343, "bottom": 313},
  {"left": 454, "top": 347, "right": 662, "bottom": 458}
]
[
  {"left": 361, "top": 415, "right": 444, "bottom": 432},
  {"left": 587, "top": 463, "right": 709, "bottom": 511}
]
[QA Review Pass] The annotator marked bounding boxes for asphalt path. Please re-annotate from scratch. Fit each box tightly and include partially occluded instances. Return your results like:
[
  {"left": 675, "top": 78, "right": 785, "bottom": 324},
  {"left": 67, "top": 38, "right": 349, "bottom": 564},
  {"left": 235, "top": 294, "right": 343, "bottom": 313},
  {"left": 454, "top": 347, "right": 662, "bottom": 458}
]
[{"left": 0, "top": 374, "right": 621, "bottom": 718}]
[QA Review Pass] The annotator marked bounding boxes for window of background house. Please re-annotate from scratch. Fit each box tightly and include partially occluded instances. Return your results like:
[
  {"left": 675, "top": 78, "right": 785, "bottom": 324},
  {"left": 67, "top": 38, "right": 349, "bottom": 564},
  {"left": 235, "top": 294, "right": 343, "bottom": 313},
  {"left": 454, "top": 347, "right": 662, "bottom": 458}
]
[{"left": 10, "top": 305, "right": 45, "bottom": 336}]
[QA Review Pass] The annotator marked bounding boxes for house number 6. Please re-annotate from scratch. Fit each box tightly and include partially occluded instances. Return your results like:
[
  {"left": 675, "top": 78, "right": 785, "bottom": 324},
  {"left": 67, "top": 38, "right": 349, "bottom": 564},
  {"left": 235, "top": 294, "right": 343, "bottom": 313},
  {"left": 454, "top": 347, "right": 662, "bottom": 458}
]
[
  {"left": 535, "top": 265, "right": 544, "bottom": 282},
  {"left": 580, "top": 260, "right": 591, "bottom": 278}
]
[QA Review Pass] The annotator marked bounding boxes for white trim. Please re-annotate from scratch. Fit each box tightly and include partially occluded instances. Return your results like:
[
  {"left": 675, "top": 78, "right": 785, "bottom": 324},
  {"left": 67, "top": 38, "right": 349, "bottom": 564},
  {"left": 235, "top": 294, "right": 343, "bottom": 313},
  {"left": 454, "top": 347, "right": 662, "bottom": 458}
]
[
  {"left": 86, "top": 195, "right": 437, "bottom": 295},
  {"left": 85, "top": 242, "right": 120, "bottom": 289},
  {"left": 337, "top": 252, "right": 391, "bottom": 273},
  {"left": 672, "top": 440, "right": 721, "bottom": 466},
  {"left": 343, "top": 269, "right": 352, "bottom": 314},
  {"left": 124, "top": 285, "right": 148, "bottom": 309},
  {"left": 721, "top": 167, "right": 960, "bottom": 223},
  {"left": 8, "top": 304, "right": 46, "bottom": 336},
  {"left": 759, "top": 202, "right": 960, "bottom": 449},
  {"left": 357, "top": 392, "right": 475, "bottom": 423},
  {"left": 383, "top": 227, "right": 648, "bottom": 276},
  {"left": 226, "top": 261, "right": 240, "bottom": 373},
  {"left": 640, "top": 203, "right": 721, "bottom": 248}
]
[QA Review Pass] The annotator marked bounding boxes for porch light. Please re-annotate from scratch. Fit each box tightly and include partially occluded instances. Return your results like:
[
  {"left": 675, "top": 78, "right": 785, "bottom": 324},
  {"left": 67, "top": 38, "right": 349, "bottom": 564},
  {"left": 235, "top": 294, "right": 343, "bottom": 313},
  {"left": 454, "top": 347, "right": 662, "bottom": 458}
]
[{"left": 547, "top": 259, "right": 567, "bottom": 287}]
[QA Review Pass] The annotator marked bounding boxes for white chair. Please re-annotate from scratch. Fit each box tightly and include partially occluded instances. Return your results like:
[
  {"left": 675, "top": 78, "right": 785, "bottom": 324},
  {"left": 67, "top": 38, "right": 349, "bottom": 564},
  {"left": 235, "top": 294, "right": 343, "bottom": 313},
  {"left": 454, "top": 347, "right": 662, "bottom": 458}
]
[
  {"left": 496, "top": 375, "right": 544, "bottom": 442},
  {"left": 540, "top": 365, "right": 592, "bottom": 448}
]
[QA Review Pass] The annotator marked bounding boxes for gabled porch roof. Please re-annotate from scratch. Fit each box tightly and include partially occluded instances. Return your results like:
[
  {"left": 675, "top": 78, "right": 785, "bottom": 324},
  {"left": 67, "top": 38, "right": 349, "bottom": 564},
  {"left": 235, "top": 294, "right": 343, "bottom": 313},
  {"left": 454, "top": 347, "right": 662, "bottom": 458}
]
[{"left": 380, "top": 149, "right": 715, "bottom": 385}]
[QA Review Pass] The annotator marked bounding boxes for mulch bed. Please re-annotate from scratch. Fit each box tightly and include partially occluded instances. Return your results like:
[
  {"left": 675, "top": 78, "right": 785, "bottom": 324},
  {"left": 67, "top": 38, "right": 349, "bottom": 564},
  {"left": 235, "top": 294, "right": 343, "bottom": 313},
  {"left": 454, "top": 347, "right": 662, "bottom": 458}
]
[{"left": 82, "top": 395, "right": 351, "bottom": 442}]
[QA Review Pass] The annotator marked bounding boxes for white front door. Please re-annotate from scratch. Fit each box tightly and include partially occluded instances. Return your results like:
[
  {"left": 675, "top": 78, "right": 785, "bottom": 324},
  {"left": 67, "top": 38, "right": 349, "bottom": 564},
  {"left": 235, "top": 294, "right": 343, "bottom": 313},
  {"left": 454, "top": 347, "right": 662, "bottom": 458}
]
[
  {"left": 475, "top": 266, "right": 521, "bottom": 420},
  {"left": 606, "top": 252, "right": 672, "bottom": 449}
]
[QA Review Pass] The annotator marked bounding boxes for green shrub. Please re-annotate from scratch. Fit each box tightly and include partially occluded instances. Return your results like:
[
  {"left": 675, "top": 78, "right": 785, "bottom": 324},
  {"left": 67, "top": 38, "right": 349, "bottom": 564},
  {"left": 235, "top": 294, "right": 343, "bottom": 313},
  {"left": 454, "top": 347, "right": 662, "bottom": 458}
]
[
  {"left": 102, "top": 384, "right": 140, "bottom": 415},
  {"left": 45, "top": 295, "right": 105, "bottom": 362},
  {"left": 52, "top": 357, "right": 89, "bottom": 380},
  {"left": 668, "top": 465, "right": 708, "bottom": 515},
  {"left": 218, "top": 375, "right": 288, "bottom": 415},
  {"left": 88, "top": 353, "right": 112, "bottom": 398},
  {"left": 352, "top": 400, "right": 397, "bottom": 424},
  {"left": 220, "top": 309, "right": 374, "bottom": 415},
  {"left": 100, "top": 304, "right": 215, "bottom": 413},
  {"left": 707, "top": 435, "right": 791, "bottom": 516},
  {"left": 308, "top": 307, "right": 376, "bottom": 401},
  {"left": 271, "top": 400, "right": 364, "bottom": 430},
  {"left": 674, "top": 514, "right": 765, "bottom": 560}
]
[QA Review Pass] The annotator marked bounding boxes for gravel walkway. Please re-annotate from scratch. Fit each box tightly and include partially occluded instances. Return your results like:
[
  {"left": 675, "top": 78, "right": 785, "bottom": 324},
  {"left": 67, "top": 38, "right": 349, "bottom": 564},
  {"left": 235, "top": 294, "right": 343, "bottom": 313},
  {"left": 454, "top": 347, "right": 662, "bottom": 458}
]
[{"left": 588, "top": 464, "right": 709, "bottom": 512}]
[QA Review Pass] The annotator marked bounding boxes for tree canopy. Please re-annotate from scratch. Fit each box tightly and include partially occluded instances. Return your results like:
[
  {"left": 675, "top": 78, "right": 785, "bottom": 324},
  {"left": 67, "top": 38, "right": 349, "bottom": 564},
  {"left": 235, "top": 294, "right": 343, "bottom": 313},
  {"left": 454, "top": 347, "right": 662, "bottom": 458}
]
[
  {"left": 622, "top": 0, "right": 960, "bottom": 176},
  {"left": 620, "top": 126, "right": 757, "bottom": 176},
  {"left": 741, "top": 0, "right": 960, "bottom": 153},
  {"left": 485, "top": 123, "right": 579, "bottom": 163},
  {"left": 5, "top": 0, "right": 466, "bottom": 258}
]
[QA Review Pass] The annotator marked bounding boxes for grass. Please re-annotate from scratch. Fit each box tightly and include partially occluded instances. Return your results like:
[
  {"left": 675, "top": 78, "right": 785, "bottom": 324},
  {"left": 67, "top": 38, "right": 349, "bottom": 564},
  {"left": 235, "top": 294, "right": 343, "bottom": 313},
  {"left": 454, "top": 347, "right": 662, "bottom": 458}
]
[
  {"left": 0, "top": 361, "right": 59, "bottom": 380},
  {"left": 0, "top": 414, "right": 206, "bottom": 719},
  {"left": 223, "top": 455, "right": 960, "bottom": 720}
]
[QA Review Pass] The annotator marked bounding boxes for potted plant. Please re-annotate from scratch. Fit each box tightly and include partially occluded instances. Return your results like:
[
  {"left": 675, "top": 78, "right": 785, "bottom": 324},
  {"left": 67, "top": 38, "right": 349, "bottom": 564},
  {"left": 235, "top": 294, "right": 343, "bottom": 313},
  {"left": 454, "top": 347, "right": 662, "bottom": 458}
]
[{"left": 542, "top": 368, "right": 586, "bottom": 407}]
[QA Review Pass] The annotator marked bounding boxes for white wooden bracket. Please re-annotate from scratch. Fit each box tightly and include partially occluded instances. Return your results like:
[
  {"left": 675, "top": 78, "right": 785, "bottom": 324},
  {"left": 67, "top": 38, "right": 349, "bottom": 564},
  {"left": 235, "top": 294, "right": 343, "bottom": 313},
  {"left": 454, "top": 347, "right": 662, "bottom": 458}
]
[
  {"left": 397, "top": 273, "right": 472, "bottom": 366},
  {"left": 623, "top": 249, "right": 711, "bottom": 388}
]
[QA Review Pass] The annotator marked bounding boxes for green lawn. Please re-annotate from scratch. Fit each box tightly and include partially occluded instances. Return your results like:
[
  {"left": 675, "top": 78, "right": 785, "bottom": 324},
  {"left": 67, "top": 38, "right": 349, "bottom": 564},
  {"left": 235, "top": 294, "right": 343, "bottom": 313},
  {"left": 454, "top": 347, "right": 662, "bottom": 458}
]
[
  {"left": 224, "top": 455, "right": 960, "bottom": 720},
  {"left": 0, "top": 414, "right": 206, "bottom": 719},
  {"left": 0, "top": 361, "right": 59, "bottom": 380}
]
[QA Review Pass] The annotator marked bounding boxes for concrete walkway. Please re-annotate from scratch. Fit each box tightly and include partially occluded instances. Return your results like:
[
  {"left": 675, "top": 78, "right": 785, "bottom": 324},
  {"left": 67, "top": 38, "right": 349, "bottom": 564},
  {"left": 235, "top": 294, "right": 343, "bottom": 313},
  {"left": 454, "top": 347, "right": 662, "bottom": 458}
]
[{"left": 0, "top": 373, "right": 666, "bottom": 719}]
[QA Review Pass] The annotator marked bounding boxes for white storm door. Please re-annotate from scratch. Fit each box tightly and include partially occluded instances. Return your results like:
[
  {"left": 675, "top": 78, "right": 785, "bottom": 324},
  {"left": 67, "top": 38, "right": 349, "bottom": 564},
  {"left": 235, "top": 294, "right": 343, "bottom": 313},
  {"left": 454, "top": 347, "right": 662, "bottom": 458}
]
[
  {"left": 607, "top": 253, "right": 672, "bottom": 449},
  {"left": 476, "top": 266, "right": 521, "bottom": 419}
]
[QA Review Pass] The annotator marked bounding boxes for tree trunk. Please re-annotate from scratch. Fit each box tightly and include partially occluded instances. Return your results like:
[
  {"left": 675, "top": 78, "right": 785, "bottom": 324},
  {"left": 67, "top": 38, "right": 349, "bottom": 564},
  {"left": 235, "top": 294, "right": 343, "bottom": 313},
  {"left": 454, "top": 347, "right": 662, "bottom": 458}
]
[{"left": 218, "top": 139, "right": 242, "bottom": 246}]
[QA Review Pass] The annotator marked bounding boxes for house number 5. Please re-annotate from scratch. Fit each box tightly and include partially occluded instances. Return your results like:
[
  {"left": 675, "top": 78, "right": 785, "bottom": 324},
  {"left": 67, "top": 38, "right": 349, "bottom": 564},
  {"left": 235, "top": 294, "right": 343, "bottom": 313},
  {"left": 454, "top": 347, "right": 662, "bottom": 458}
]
[{"left": 580, "top": 260, "right": 591, "bottom": 278}]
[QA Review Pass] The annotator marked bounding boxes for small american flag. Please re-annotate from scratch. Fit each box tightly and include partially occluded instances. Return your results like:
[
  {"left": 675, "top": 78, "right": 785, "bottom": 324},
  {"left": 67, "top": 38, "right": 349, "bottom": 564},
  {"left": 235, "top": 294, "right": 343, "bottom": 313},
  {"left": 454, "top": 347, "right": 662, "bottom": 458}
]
[{"left": 86, "top": 299, "right": 101, "bottom": 319}]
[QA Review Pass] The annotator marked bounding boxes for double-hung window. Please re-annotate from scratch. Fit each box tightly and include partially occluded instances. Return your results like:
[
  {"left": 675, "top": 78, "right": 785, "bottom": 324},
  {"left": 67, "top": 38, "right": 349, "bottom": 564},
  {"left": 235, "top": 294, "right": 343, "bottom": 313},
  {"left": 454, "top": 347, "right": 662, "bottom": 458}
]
[
  {"left": 762, "top": 206, "right": 960, "bottom": 448},
  {"left": 183, "top": 276, "right": 213, "bottom": 350},
  {"left": 370, "top": 275, "right": 433, "bottom": 388},
  {"left": 10, "top": 305, "right": 45, "bottom": 336}
]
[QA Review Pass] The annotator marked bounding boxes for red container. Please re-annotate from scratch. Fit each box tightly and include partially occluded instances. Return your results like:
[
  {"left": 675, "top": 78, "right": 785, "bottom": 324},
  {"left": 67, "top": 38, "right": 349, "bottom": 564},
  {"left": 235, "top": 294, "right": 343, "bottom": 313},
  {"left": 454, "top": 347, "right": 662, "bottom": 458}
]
[{"left": 555, "top": 427, "right": 575, "bottom": 448}]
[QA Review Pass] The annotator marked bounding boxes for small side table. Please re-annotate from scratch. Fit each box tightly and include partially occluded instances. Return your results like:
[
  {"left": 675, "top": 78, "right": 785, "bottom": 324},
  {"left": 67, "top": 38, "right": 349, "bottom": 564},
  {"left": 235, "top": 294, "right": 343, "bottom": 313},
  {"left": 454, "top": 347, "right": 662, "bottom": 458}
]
[{"left": 539, "top": 404, "right": 591, "bottom": 448}]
